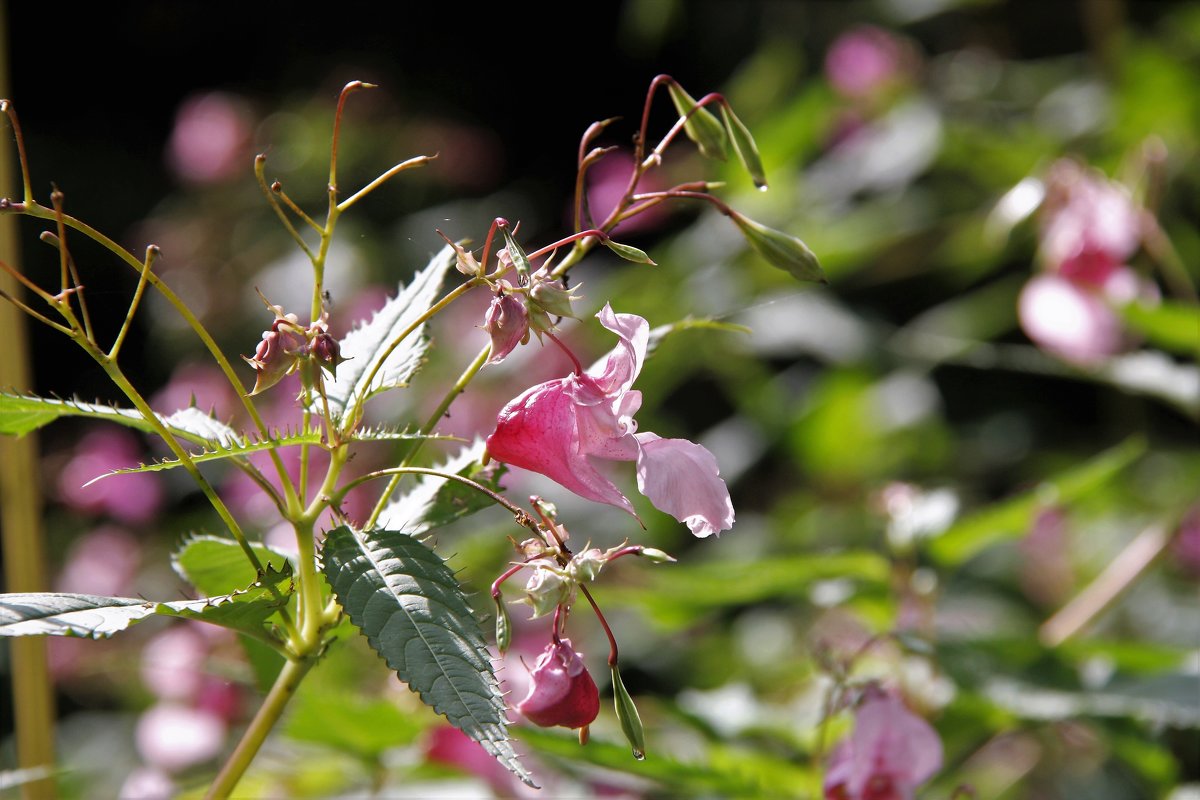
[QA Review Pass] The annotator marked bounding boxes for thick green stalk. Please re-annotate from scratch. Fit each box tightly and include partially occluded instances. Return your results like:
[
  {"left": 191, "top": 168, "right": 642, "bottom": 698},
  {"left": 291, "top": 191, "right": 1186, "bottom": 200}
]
[
  {"left": 204, "top": 655, "right": 317, "bottom": 800},
  {"left": 0, "top": 9, "right": 57, "bottom": 794}
]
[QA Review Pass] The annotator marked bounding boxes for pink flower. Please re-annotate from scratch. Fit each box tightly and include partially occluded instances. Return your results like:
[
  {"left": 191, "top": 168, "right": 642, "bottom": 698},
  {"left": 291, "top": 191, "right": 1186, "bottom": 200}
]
[
  {"left": 486, "top": 304, "right": 734, "bottom": 537},
  {"left": 1039, "top": 160, "right": 1141, "bottom": 282},
  {"left": 515, "top": 638, "right": 600, "bottom": 730},
  {"left": 166, "top": 92, "right": 253, "bottom": 184},
  {"left": 1018, "top": 273, "right": 1124, "bottom": 364},
  {"left": 824, "top": 26, "right": 914, "bottom": 99},
  {"left": 824, "top": 692, "right": 943, "bottom": 800},
  {"left": 57, "top": 428, "right": 165, "bottom": 524},
  {"left": 135, "top": 703, "right": 226, "bottom": 773}
]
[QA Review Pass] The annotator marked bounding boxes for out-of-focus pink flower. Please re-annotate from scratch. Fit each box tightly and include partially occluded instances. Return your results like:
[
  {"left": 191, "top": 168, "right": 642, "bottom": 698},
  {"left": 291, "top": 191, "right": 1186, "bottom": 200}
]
[
  {"left": 825, "top": 26, "right": 914, "bottom": 99},
  {"left": 119, "top": 767, "right": 175, "bottom": 800},
  {"left": 58, "top": 428, "right": 164, "bottom": 524},
  {"left": 167, "top": 92, "right": 254, "bottom": 184},
  {"left": 1018, "top": 160, "right": 1155, "bottom": 365},
  {"left": 151, "top": 362, "right": 242, "bottom": 420},
  {"left": 55, "top": 525, "right": 141, "bottom": 597},
  {"left": 823, "top": 691, "right": 943, "bottom": 800},
  {"left": 585, "top": 151, "right": 667, "bottom": 236},
  {"left": 1018, "top": 273, "right": 1124, "bottom": 365},
  {"left": 1171, "top": 506, "right": 1200, "bottom": 578},
  {"left": 425, "top": 725, "right": 517, "bottom": 793},
  {"left": 515, "top": 638, "right": 600, "bottom": 730},
  {"left": 1019, "top": 507, "right": 1074, "bottom": 607},
  {"left": 1039, "top": 160, "right": 1141, "bottom": 281},
  {"left": 135, "top": 703, "right": 226, "bottom": 773},
  {"left": 140, "top": 624, "right": 210, "bottom": 702},
  {"left": 486, "top": 304, "right": 734, "bottom": 537}
]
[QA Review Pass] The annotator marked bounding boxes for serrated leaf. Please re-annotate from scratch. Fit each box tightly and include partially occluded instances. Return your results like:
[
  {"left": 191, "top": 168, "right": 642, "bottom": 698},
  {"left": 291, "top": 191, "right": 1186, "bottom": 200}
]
[
  {"left": 0, "top": 592, "right": 258, "bottom": 638},
  {"left": 376, "top": 439, "right": 504, "bottom": 536},
  {"left": 719, "top": 103, "right": 768, "bottom": 189},
  {"left": 160, "top": 407, "right": 242, "bottom": 446},
  {"left": 0, "top": 392, "right": 247, "bottom": 450},
  {"left": 172, "top": 534, "right": 295, "bottom": 597},
  {"left": 316, "top": 246, "right": 457, "bottom": 421},
  {"left": 161, "top": 564, "right": 293, "bottom": 640},
  {"left": 666, "top": 82, "right": 729, "bottom": 161},
  {"left": 351, "top": 426, "right": 462, "bottom": 444},
  {"left": 86, "top": 430, "right": 325, "bottom": 485},
  {"left": 321, "top": 526, "right": 533, "bottom": 786}
]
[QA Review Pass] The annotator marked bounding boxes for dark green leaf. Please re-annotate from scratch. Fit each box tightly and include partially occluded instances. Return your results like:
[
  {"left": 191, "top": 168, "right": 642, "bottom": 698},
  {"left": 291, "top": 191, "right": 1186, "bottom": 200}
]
[{"left": 321, "top": 526, "right": 533, "bottom": 786}]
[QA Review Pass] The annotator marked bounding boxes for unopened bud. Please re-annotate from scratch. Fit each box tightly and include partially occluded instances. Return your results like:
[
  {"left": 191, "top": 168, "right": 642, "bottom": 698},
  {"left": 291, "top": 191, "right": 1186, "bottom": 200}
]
[
  {"left": 521, "top": 562, "right": 570, "bottom": 619},
  {"left": 666, "top": 81, "right": 729, "bottom": 162},
  {"left": 483, "top": 286, "right": 530, "bottom": 364},
  {"left": 309, "top": 331, "right": 346, "bottom": 377},
  {"left": 528, "top": 268, "right": 581, "bottom": 319},
  {"left": 611, "top": 663, "right": 646, "bottom": 759},
  {"left": 729, "top": 211, "right": 825, "bottom": 283},
  {"left": 568, "top": 548, "right": 606, "bottom": 583}
]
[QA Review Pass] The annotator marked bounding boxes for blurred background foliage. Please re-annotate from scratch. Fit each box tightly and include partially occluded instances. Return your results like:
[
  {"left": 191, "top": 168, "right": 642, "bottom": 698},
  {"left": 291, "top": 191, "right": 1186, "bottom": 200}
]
[{"left": 2, "top": 0, "right": 1198, "bottom": 797}]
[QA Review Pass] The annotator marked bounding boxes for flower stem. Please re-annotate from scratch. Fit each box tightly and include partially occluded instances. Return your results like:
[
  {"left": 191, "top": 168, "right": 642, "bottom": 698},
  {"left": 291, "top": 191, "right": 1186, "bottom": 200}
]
[{"left": 204, "top": 655, "right": 317, "bottom": 800}]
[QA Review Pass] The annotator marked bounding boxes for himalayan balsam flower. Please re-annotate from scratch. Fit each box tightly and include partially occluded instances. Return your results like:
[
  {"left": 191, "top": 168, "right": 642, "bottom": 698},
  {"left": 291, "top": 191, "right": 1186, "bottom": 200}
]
[
  {"left": 824, "top": 692, "right": 943, "bottom": 800},
  {"left": 486, "top": 304, "right": 734, "bottom": 537},
  {"left": 1018, "top": 160, "right": 1154, "bottom": 365},
  {"left": 515, "top": 638, "right": 600, "bottom": 730}
]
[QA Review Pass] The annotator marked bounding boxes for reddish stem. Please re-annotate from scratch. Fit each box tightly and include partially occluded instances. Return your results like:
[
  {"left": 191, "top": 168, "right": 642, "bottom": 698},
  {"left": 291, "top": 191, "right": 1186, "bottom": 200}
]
[
  {"left": 579, "top": 584, "right": 619, "bottom": 667},
  {"left": 543, "top": 330, "right": 584, "bottom": 375}
]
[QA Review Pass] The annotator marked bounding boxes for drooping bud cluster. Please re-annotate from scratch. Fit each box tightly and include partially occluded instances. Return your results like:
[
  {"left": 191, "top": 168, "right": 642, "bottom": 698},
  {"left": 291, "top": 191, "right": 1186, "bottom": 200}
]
[{"left": 242, "top": 295, "right": 347, "bottom": 396}]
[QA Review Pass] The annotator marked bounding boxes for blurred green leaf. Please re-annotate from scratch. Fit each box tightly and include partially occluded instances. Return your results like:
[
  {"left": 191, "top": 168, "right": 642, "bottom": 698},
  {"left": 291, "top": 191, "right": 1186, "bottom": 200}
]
[
  {"left": 285, "top": 691, "right": 423, "bottom": 761},
  {"left": 929, "top": 437, "right": 1147, "bottom": 565},
  {"left": 1119, "top": 301, "right": 1200, "bottom": 357}
]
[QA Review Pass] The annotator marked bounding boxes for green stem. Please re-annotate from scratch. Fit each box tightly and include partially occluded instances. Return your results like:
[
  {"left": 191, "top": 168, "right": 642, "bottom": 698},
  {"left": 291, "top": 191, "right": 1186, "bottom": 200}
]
[
  {"left": 204, "top": 655, "right": 317, "bottom": 800},
  {"left": 13, "top": 202, "right": 301, "bottom": 509},
  {"left": 365, "top": 343, "right": 490, "bottom": 528}
]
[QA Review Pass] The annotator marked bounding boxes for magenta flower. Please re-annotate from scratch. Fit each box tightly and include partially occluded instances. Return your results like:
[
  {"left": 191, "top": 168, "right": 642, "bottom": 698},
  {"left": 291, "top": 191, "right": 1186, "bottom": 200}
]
[
  {"left": 486, "top": 304, "right": 734, "bottom": 537},
  {"left": 515, "top": 638, "right": 600, "bottom": 730},
  {"left": 824, "top": 692, "right": 943, "bottom": 800}
]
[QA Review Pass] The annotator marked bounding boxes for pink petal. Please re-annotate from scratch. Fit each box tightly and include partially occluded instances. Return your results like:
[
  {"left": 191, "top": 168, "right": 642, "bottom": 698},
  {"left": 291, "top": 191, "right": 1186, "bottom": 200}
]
[
  {"left": 634, "top": 433, "right": 734, "bottom": 537},
  {"left": 1018, "top": 273, "right": 1122, "bottom": 364},
  {"left": 487, "top": 378, "right": 636, "bottom": 515},
  {"left": 848, "top": 694, "right": 942, "bottom": 795},
  {"left": 586, "top": 304, "right": 648, "bottom": 396}
]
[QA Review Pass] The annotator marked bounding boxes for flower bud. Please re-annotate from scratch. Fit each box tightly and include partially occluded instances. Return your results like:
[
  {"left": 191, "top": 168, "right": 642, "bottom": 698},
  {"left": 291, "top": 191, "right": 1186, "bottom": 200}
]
[
  {"left": 528, "top": 268, "right": 581, "bottom": 319},
  {"left": 243, "top": 299, "right": 307, "bottom": 396},
  {"left": 568, "top": 548, "right": 606, "bottom": 583},
  {"left": 483, "top": 286, "right": 530, "bottom": 365},
  {"left": 729, "top": 210, "right": 825, "bottom": 284},
  {"left": 516, "top": 638, "right": 600, "bottom": 730},
  {"left": 520, "top": 562, "right": 570, "bottom": 619},
  {"left": 309, "top": 331, "right": 346, "bottom": 377}
]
